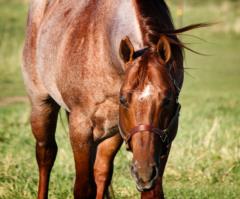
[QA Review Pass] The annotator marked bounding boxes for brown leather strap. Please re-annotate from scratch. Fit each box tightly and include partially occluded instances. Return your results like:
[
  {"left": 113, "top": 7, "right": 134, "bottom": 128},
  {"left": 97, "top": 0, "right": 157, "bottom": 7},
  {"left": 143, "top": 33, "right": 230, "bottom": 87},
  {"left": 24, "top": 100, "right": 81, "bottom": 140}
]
[
  {"left": 126, "top": 125, "right": 168, "bottom": 145},
  {"left": 123, "top": 103, "right": 181, "bottom": 151},
  {"left": 126, "top": 124, "right": 153, "bottom": 144}
]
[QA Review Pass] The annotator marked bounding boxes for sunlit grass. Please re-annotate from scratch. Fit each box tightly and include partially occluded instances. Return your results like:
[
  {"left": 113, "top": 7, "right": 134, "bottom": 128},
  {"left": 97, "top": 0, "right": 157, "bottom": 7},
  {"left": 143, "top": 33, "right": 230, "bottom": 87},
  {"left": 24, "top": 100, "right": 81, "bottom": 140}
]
[{"left": 0, "top": 0, "right": 27, "bottom": 99}]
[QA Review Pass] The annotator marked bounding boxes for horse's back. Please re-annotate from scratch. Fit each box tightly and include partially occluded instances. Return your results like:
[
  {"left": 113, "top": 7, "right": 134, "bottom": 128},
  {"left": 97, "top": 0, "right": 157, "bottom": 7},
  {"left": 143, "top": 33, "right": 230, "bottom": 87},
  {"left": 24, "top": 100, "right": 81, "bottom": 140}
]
[{"left": 22, "top": 0, "right": 142, "bottom": 111}]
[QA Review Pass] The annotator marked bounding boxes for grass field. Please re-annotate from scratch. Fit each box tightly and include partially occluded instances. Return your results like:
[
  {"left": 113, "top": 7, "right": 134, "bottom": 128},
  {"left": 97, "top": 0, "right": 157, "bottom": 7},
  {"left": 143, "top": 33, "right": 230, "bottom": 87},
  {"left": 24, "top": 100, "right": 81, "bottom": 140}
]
[{"left": 0, "top": 0, "right": 240, "bottom": 198}]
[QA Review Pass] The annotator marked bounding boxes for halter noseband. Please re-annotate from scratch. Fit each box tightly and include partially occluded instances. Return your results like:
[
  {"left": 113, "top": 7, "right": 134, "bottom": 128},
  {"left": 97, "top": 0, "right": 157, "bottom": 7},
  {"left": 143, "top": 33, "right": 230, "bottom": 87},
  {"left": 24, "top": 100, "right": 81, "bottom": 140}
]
[{"left": 119, "top": 103, "right": 181, "bottom": 152}]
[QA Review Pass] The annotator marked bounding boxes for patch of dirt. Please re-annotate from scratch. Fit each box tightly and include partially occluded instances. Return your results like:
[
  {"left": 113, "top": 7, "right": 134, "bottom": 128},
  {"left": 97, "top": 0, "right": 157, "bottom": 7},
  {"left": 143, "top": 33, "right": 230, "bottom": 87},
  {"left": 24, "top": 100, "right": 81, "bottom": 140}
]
[{"left": 0, "top": 96, "right": 28, "bottom": 107}]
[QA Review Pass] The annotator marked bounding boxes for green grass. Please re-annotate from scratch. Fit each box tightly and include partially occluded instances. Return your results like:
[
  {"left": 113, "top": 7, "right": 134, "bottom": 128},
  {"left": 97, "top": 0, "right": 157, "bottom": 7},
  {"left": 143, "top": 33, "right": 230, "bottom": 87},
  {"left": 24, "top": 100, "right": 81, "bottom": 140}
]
[
  {"left": 0, "top": 0, "right": 27, "bottom": 99},
  {"left": 0, "top": 1, "right": 240, "bottom": 199}
]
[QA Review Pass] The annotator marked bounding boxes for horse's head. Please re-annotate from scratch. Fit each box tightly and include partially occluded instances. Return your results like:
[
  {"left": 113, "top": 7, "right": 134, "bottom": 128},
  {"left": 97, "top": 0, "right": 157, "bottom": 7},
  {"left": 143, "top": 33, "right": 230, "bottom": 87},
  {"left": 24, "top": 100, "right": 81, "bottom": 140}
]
[{"left": 118, "top": 36, "right": 181, "bottom": 191}]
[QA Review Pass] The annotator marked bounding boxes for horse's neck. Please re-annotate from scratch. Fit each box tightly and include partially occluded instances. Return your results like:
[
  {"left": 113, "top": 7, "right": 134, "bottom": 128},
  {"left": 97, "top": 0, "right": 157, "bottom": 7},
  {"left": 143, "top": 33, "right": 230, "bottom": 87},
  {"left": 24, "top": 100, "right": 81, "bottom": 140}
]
[{"left": 107, "top": 0, "right": 144, "bottom": 71}]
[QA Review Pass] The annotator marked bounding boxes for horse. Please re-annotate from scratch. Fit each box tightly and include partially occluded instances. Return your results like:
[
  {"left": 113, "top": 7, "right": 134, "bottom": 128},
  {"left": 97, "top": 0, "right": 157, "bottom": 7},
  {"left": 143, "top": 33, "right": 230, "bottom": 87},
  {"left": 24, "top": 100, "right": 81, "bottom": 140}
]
[{"left": 22, "top": 0, "right": 207, "bottom": 198}]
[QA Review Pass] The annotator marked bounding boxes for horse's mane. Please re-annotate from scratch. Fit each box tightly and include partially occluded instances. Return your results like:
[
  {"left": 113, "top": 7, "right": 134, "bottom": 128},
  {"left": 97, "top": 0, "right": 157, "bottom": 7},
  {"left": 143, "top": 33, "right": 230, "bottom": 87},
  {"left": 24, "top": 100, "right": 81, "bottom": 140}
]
[
  {"left": 134, "top": 0, "right": 177, "bottom": 46},
  {"left": 133, "top": 0, "right": 210, "bottom": 90}
]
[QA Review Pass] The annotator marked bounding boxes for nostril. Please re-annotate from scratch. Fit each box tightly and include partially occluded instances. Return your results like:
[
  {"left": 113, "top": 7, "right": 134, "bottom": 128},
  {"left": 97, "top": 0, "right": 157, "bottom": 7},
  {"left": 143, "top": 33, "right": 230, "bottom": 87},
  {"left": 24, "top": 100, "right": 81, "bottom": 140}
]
[
  {"left": 131, "top": 161, "right": 159, "bottom": 185},
  {"left": 131, "top": 163, "right": 138, "bottom": 175},
  {"left": 151, "top": 166, "right": 158, "bottom": 181},
  {"left": 132, "top": 164, "right": 159, "bottom": 191}
]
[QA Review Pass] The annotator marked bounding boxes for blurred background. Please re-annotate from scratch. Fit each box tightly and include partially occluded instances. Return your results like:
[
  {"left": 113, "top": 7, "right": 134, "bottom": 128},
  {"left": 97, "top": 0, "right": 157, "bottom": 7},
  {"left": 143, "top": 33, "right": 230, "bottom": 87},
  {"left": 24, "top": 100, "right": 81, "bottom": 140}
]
[{"left": 0, "top": 0, "right": 239, "bottom": 198}]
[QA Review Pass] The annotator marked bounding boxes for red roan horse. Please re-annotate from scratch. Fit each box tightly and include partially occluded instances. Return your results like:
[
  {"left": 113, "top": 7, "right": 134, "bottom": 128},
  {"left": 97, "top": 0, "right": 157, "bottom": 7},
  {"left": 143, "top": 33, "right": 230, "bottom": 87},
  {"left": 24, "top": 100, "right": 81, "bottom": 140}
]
[{"left": 22, "top": 0, "right": 207, "bottom": 198}]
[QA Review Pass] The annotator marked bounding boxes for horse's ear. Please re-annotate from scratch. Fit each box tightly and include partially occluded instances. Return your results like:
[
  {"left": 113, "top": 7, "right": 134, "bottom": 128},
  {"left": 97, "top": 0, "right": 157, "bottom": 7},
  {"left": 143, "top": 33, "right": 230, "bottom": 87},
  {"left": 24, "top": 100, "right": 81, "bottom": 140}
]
[
  {"left": 119, "top": 36, "right": 135, "bottom": 63},
  {"left": 157, "top": 35, "right": 171, "bottom": 63}
]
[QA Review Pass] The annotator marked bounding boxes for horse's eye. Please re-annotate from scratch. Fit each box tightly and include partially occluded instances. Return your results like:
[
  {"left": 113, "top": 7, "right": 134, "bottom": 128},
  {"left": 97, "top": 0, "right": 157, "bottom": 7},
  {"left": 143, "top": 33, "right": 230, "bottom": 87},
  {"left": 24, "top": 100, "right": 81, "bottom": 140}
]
[
  {"left": 120, "top": 95, "right": 129, "bottom": 108},
  {"left": 162, "top": 97, "right": 171, "bottom": 107},
  {"left": 120, "top": 95, "right": 127, "bottom": 105}
]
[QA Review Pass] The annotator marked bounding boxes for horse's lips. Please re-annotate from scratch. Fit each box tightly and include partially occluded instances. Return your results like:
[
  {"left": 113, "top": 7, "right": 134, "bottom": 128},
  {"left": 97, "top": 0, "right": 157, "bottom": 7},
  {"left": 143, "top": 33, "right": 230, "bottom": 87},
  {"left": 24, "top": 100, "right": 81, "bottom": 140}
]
[
  {"left": 136, "top": 179, "right": 155, "bottom": 192},
  {"left": 131, "top": 164, "right": 157, "bottom": 192}
]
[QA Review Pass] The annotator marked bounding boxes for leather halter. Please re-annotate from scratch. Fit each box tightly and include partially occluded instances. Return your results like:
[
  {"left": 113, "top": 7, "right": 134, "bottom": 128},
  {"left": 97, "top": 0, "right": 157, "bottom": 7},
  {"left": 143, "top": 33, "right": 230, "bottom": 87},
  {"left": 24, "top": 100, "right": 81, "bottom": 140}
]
[
  {"left": 119, "top": 103, "right": 181, "bottom": 151},
  {"left": 118, "top": 47, "right": 182, "bottom": 152}
]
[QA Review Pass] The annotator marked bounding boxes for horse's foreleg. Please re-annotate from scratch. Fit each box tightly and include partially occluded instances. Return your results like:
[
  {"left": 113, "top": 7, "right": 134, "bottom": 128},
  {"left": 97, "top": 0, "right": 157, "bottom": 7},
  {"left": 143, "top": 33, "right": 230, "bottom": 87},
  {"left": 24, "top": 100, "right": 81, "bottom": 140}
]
[
  {"left": 30, "top": 98, "right": 60, "bottom": 199},
  {"left": 69, "top": 110, "right": 96, "bottom": 199},
  {"left": 141, "top": 146, "right": 171, "bottom": 199},
  {"left": 94, "top": 134, "right": 122, "bottom": 199}
]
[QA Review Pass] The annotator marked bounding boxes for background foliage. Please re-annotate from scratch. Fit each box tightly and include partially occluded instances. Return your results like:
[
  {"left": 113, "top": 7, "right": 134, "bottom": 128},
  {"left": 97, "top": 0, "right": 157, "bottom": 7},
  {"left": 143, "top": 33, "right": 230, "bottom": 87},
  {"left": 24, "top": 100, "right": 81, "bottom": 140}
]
[{"left": 0, "top": 0, "right": 240, "bottom": 198}]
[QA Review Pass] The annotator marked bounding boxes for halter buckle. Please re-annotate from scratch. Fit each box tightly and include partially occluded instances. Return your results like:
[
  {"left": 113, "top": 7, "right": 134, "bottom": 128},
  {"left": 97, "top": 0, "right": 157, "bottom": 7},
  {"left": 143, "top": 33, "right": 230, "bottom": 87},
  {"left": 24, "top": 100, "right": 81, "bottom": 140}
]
[{"left": 160, "top": 130, "right": 168, "bottom": 142}]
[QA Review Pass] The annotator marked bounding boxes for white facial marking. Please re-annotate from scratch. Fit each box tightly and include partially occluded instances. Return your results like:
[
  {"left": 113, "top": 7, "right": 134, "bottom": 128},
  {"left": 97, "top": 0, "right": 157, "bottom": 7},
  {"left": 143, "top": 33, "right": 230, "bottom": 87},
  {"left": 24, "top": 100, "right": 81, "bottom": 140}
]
[{"left": 138, "top": 84, "right": 154, "bottom": 101}]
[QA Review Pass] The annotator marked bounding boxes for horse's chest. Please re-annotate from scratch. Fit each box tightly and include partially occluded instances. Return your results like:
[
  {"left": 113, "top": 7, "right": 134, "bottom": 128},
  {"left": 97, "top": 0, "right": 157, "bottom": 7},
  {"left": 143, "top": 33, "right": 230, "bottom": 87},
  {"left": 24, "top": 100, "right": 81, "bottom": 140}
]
[{"left": 92, "top": 99, "right": 119, "bottom": 142}]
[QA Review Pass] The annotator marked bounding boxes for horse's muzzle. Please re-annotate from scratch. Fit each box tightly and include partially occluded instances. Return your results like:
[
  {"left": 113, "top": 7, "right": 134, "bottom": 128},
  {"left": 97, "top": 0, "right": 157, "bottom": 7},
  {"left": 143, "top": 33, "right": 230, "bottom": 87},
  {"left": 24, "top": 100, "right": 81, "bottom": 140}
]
[{"left": 131, "top": 163, "right": 159, "bottom": 192}]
